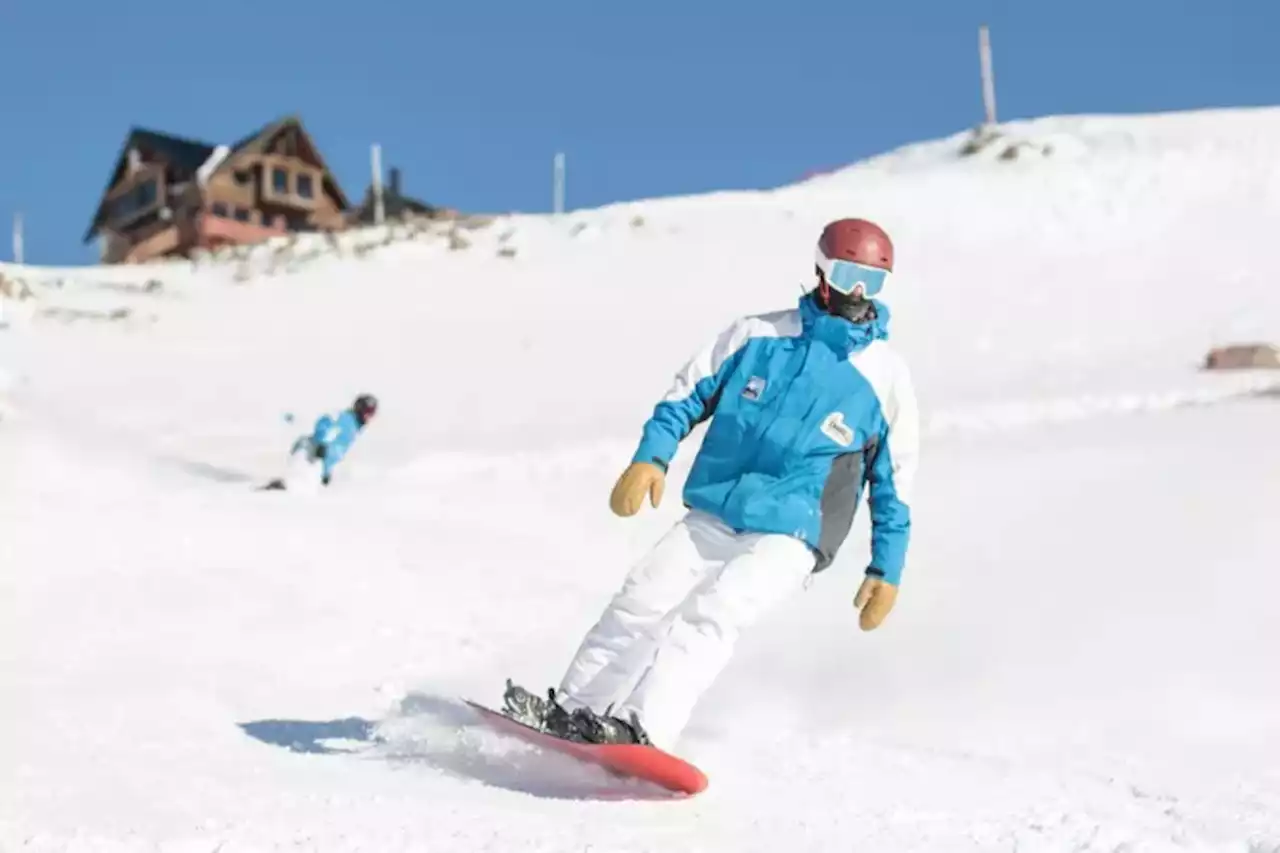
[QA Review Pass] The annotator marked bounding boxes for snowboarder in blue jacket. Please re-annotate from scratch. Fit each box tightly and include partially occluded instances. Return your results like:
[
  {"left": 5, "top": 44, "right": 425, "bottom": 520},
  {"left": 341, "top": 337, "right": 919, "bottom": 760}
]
[
  {"left": 265, "top": 393, "right": 378, "bottom": 490},
  {"left": 501, "top": 218, "right": 920, "bottom": 753}
]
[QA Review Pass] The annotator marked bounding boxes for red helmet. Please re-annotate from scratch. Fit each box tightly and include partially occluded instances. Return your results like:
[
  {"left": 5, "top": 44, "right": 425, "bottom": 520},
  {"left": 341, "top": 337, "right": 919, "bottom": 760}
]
[
  {"left": 817, "top": 218, "right": 894, "bottom": 271},
  {"left": 813, "top": 218, "right": 894, "bottom": 320},
  {"left": 353, "top": 393, "right": 378, "bottom": 425}
]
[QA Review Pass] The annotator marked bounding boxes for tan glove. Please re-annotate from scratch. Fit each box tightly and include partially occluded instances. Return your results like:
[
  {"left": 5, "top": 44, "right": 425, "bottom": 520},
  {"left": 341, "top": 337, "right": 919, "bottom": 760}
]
[
  {"left": 609, "top": 461, "right": 666, "bottom": 517},
  {"left": 854, "top": 576, "right": 898, "bottom": 631}
]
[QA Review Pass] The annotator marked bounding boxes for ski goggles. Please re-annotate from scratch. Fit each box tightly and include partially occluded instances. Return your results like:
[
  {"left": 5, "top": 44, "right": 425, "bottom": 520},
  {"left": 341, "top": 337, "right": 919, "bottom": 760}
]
[{"left": 815, "top": 249, "right": 890, "bottom": 297}]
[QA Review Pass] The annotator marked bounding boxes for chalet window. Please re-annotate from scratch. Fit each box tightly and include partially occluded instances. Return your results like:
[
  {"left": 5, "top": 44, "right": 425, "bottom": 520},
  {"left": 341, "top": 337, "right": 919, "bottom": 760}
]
[
  {"left": 211, "top": 202, "right": 229, "bottom": 217},
  {"left": 296, "top": 173, "right": 314, "bottom": 199},
  {"left": 233, "top": 207, "right": 251, "bottom": 223},
  {"left": 272, "top": 167, "right": 289, "bottom": 194},
  {"left": 108, "top": 177, "right": 159, "bottom": 224},
  {"left": 233, "top": 170, "right": 252, "bottom": 186},
  {"left": 138, "top": 181, "right": 156, "bottom": 206}
]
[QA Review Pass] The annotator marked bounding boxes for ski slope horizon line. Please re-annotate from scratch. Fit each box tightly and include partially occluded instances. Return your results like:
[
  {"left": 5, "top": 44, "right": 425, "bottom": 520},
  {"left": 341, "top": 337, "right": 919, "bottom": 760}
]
[{"left": 390, "top": 375, "right": 1280, "bottom": 484}]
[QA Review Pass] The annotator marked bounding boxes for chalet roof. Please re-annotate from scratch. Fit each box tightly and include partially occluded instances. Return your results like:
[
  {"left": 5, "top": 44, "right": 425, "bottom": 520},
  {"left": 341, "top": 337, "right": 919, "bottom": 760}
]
[
  {"left": 228, "top": 115, "right": 293, "bottom": 157},
  {"left": 348, "top": 165, "right": 440, "bottom": 225},
  {"left": 351, "top": 187, "right": 438, "bottom": 223},
  {"left": 84, "top": 115, "right": 350, "bottom": 243},
  {"left": 128, "top": 128, "right": 217, "bottom": 175}
]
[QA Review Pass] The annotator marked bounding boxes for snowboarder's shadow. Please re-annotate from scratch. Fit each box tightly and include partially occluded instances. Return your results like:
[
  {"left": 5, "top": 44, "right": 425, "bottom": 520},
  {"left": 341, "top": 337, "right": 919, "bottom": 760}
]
[
  {"left": 161, "top": 456, "right": 256, "bottom": 484},
  {"left": 237, "top": 716, "right": 374, "bottom": 755},
  {"left": 237, "top": 692, "right": 677, "bottom": 802}
]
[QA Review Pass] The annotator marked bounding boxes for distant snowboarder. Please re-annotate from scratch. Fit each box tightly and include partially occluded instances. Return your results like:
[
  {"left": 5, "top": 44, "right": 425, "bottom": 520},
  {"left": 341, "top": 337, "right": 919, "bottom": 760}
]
[
  {"left": 502, "top": 218, "right": 920, "bottom": 753},
  {"left": 262, "top": 393, "right": 379, "bottom": 491}
]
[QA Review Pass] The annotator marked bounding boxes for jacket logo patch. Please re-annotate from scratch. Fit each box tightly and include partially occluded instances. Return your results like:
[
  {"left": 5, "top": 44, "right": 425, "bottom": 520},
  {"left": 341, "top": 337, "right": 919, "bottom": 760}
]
[
  {"left": 821, "top": 412, "right": 854, "bottom": 447},
  {"left": 742, "top": 376, "right": 767, "bottom": 401}
]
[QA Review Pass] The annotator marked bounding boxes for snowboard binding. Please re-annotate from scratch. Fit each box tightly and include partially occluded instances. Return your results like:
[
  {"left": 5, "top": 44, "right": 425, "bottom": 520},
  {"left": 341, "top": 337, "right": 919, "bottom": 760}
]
[
  {"left": 501, "top": 678, "right": 651, "bottom": 746},
  {"left": 502, "top": 679, "right": 583, "bottom": 741}
]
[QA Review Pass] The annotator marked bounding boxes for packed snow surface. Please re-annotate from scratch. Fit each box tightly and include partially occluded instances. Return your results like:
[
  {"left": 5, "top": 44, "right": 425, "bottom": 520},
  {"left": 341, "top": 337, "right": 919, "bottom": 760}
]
[{"left": 3, "top": 106, "right": 1280, "bottom": 851}]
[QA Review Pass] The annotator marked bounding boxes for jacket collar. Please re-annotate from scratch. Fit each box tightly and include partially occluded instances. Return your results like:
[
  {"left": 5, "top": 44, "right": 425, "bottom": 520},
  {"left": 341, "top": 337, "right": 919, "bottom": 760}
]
[{"left": 798, "top": 292, "right": 890, "bottom": 357}]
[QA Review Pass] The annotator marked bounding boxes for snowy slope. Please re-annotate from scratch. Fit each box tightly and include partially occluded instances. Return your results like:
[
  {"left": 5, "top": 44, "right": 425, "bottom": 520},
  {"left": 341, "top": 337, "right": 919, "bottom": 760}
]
[{"left": 3, "top": 105, "right": 1280, "bottom": 851}]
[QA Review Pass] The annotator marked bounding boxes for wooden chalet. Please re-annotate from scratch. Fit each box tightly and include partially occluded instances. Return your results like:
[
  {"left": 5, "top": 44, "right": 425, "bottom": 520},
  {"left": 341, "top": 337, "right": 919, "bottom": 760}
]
[{"left": 84, "top": 116, "right": 351, "bottom": 264}]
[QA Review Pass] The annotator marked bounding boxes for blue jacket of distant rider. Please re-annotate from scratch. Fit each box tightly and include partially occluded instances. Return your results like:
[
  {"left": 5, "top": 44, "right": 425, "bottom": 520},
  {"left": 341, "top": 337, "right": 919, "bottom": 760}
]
[
  {"left": 309, "top": 409, "right": 362, "bottom": 480},
  {"left": 631, "top": 293, "right": 920, "bottom": 584}
]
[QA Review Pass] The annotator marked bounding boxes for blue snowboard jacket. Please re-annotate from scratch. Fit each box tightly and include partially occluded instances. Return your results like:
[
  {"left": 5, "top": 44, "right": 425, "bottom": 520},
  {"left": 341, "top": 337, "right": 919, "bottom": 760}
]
[
  {"left": 309, "top": 409, "right": 363, "bottom": 480},
  {"left": 632, "top": 293, "right": 919, "bottom": 584}
]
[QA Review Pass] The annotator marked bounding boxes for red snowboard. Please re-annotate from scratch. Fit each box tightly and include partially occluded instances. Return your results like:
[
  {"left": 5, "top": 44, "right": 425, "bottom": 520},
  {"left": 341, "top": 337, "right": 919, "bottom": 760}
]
[{"left": 463, "top": 699, "right": 709, "bottom": 796}]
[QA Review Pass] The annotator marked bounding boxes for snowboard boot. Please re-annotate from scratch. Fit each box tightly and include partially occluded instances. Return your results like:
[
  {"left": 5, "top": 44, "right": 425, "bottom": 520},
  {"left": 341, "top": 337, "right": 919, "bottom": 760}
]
[
  {"left": 501, "top": 679, "right": 582, "bottom": 741},
  {"left": 569, "top": 705, "right": 652, "bottom": 746}
]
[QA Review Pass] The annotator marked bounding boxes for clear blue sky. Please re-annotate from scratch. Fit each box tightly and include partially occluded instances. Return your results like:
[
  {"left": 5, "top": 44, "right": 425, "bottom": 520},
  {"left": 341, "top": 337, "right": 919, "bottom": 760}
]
[{"left": 1, "top": 0, "right": 1276, "bottom": 265}]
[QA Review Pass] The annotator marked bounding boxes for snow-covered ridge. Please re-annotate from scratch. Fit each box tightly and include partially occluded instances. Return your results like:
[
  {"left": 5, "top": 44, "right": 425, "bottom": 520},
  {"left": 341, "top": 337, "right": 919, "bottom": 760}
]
[{"left": 5, "top": 104, "right": 1279, "bottom": 288}]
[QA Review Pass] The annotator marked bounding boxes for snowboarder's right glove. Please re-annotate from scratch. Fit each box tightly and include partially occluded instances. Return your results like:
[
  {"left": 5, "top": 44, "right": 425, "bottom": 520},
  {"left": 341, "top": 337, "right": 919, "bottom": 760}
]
[{"left": 609, "top": 461, "right": 666, "bottom": 517}]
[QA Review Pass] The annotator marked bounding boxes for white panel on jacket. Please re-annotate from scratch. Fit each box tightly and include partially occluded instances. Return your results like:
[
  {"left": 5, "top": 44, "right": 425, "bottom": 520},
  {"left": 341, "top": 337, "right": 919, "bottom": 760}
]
[
  {"left": 849, "top": 340, "right": 920, "bottom": 505},
  {"left": 660, "top": 308, "right": 801, "bottom": 404}
]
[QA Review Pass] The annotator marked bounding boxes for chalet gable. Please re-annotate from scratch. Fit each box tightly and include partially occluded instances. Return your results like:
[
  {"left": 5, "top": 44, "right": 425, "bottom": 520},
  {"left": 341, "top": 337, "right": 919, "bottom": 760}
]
[{"left": 208, "top": 116, "right": 350, "bottom": 211}]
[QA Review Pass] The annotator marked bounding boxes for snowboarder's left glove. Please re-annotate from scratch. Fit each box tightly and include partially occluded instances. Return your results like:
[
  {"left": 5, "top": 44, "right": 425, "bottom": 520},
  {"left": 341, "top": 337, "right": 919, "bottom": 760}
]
[{"left": 854, "top": 575, "right": 897, "bottom": 631}]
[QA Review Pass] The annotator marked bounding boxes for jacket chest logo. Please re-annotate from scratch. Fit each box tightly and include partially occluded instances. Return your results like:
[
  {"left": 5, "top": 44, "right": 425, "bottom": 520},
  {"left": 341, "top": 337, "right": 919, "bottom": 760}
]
[
  {"left": 820, "top": 411, "right": 854, "bottom": 447},
  {"left": 742, "top": 376, "right": 767, "bottom": 401}
]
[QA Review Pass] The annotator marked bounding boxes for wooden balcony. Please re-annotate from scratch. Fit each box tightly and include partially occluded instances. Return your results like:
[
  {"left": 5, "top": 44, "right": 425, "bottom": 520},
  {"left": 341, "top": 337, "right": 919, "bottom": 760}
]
[{"left": 196, "top": 209, "right": 287, "bottom": 248}]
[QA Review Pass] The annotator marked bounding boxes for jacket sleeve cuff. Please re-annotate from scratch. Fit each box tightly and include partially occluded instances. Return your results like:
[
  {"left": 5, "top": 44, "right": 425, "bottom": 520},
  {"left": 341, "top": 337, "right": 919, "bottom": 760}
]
[
  {"left": 867, "top": 565, "right": 903, "bottom": 585},
  {"left": 632, "top": 435, "right": 676, "bottom": 471}
]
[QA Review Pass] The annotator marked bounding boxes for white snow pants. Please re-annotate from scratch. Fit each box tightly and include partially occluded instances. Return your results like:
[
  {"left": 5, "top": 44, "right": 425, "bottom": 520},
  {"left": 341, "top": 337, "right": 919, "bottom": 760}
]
[
  {"left": 557, "top": 509, "right": 815, "bottom": 751},
  {"left": 282, "top": 440, "right": 324, "bottom": 492}
]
